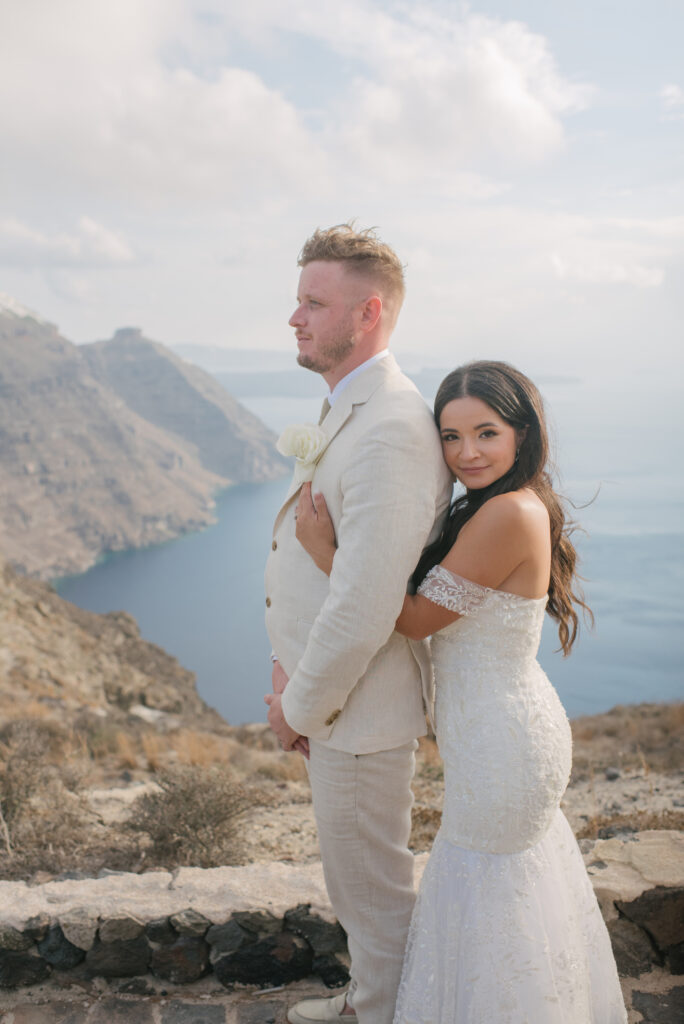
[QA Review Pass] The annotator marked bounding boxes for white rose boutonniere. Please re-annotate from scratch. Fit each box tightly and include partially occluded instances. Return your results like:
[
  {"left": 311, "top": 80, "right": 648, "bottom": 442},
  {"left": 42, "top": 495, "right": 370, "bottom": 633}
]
[{"left": 276, "top": 423, "right": 328, "bottom": 483}]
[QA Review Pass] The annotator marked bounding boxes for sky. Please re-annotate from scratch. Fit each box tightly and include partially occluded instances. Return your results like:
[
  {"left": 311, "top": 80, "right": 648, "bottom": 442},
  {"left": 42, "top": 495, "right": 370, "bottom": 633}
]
[{"left": 1, "top": 0, "right": 682, "bottom": 375}]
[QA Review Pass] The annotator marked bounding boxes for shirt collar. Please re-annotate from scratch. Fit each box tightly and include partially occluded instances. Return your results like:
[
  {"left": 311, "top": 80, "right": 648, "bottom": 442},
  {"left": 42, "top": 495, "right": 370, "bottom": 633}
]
[{"left": 328, "top": 349, "right": 390, "bottom": 407}]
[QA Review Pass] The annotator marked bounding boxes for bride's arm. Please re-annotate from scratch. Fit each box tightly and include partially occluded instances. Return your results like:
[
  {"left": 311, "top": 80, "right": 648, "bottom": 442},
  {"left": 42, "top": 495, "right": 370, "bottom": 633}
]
[
  {"left": 296, "top": 487, "right": 540, "bottom": 641},
  {"left": 295, "top": 483, "right": 337, "bottom": 575},
  {"left": 394, "top": 592, "right": 460, "bottom": 640},
  {"left": 400, "top": 493, "right": 545, "bottom": 638},
  {"left": 296, "top": 485, "right": 460, "bottom": 640}
]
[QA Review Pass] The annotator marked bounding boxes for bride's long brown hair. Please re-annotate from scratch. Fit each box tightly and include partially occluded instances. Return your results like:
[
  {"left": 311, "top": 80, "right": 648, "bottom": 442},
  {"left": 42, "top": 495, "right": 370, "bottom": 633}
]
[{"left": 412, "top": 360, "right": 591, "bottom": 654}]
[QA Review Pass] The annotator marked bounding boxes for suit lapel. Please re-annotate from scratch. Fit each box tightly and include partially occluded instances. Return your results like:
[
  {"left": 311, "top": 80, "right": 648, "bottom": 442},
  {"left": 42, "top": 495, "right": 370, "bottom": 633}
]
[{"left": 272, "top": 354, "right": 401, "bottom": 531}]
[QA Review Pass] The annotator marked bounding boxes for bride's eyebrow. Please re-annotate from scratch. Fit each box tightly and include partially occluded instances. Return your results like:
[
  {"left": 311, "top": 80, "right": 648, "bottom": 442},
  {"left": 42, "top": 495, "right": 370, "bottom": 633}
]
[{"left": 440, "top": 422, "right": 497, "bottom": 432}]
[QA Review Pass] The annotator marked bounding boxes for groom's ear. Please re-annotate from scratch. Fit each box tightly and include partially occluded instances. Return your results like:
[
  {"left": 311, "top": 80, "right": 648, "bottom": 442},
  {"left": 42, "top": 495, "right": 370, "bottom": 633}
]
[{"left": 357, "top": 295, "right": 382, "bottom": 334}]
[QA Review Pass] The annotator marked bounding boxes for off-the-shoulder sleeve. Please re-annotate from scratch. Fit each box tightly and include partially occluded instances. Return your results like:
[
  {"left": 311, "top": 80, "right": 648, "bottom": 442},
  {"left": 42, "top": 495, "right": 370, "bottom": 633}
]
[{"left": 417, "top": 565, "right": 489, "bottom": 615}]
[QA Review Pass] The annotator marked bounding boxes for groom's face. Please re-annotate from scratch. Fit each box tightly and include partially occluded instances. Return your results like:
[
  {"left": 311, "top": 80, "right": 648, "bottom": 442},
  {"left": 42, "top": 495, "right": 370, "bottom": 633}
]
[{"left": 289, "top": 261, "right": 363, "bottom": 375}]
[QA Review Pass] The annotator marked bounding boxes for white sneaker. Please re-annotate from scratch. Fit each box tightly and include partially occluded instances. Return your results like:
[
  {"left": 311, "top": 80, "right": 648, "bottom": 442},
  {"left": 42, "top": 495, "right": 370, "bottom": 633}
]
[{"left": 287, "top": 991, "right": 356, "bottom": 1023}]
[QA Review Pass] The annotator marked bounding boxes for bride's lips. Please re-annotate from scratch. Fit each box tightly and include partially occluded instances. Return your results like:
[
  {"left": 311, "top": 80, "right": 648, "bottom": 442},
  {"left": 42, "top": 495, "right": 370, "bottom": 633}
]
[{"left": 458, "top": 466, "right": 489, "bottom": 474}]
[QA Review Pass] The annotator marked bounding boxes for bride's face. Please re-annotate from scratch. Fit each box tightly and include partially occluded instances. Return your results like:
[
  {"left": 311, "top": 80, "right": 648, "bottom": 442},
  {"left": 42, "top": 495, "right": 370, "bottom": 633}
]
[{"left": 439, "top": 396, "right": 519, "bottom": 489}]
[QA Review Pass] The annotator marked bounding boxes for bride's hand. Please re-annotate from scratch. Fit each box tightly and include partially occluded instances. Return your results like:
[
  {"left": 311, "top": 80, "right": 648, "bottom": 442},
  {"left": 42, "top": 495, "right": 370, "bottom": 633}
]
[{"left": 295, "top": 482, "right": 337, "bottom": 576}]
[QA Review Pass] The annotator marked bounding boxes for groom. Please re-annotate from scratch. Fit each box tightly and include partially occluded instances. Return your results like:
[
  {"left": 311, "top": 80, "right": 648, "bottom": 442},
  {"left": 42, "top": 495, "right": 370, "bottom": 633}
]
[{"left": 264, "top": 224, "right": 451, "bottom": 1024}]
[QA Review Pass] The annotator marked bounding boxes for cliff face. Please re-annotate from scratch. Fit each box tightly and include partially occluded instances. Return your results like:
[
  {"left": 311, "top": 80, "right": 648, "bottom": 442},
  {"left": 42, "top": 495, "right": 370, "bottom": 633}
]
[
  {"left": 80, "top": 328, "right": 286, "bottom": 484},
  {"left": 0, "top": 555, "right": 218, "bottom": 726},
  {"left": 0, "top": 309, "right": 286, "bottom": 579}
]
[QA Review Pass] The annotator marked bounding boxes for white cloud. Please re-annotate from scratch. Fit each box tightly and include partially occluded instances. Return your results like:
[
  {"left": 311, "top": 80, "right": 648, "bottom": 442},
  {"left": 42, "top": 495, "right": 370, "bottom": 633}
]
[
  {"left": 660, "top": 83, "right": 684, "bottom": 120},
  {"left": 0, "top": 0, "right": 592, "bottom": 208},
  {"left": 0, "top": 0, "right": 326, "bottom": 205},
  {"left": 550, "top": 252, "right": 664, "bottom": 289},
  {"left": 661, "top": 83, "right": 684, "bottom": 107},
  {"left": 0, "top": 218, "right": 136, "bottom": 267},
  {"left": 212, "top": 2, "right": 593, "bottom": 179},
  {"left": 334, "top": 10, "right": 592, "bottom": 177},
  {"left": 602, "top": 216, "right": 684, "bottom": 240}
]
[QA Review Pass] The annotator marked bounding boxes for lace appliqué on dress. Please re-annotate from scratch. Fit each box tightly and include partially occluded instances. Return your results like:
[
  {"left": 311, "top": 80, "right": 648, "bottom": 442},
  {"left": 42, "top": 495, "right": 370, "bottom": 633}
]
[{"left": 417, "top": 565, "right": 488, "bottom": 615}]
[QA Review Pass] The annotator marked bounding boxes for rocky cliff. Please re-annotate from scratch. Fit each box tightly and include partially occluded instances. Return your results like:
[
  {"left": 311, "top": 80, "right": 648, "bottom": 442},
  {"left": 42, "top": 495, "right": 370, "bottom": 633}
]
[
  {"left": 0, "top": 554, "right": 222, "bottom": 728},
  {"left": 0, "top": 303, "right": 286, "bottom": 580},
  {"left": 80, "top": 328, "right": 284, "bottom": 484}
]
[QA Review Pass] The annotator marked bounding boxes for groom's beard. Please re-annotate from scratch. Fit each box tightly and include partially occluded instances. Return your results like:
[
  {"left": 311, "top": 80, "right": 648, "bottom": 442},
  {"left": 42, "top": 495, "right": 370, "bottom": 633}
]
[{"left": 297, "top": 326, "right": 355, "bottom": 375}]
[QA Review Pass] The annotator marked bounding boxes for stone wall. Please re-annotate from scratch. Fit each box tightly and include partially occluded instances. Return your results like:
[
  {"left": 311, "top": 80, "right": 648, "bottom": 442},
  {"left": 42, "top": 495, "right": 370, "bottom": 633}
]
[{"left": 1, "top": 832, "right": 682, "bottom": 992}]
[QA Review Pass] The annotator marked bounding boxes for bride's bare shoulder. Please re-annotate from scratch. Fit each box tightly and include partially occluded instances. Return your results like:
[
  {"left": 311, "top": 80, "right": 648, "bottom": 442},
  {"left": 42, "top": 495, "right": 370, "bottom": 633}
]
[{"left": 462, "top": 490, "right": 549, "bottom": 537}]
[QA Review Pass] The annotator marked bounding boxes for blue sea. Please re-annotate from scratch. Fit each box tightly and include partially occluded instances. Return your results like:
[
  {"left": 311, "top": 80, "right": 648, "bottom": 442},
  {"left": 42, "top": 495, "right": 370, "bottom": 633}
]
[{"left": 56, "top": 369, "right": 684, "bottom": 724}]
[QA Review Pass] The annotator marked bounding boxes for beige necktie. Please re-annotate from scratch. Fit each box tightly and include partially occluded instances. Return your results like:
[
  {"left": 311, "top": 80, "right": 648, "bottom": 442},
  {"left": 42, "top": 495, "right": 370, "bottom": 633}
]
[{"left": 319, "top": 397, "right": 331, "bottom": 424}]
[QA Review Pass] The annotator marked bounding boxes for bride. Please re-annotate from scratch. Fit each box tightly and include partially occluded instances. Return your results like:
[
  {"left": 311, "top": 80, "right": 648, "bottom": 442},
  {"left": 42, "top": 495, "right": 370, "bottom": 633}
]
[{"left": 295, "top": 360, "right": 626, "bottom": 1023}]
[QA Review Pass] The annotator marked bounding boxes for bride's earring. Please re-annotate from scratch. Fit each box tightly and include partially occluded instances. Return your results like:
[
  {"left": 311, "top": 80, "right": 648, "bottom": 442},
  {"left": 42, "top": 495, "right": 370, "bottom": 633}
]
[{"left": 514, "top": 447, "right": 520, "bottom": 463}]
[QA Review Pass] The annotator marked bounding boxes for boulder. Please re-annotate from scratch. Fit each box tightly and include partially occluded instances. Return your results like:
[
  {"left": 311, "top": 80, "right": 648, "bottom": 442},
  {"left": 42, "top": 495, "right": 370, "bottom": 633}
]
[
  {"left": 85, "top": 934, "right": 150, "bottom": 979},
  {"left": 99, "top": 914, "right": 145, "bottom": 944},
  {"left": 584, "top": 830, "right": 684, "bottom": 976},
  {"left": 169, "top": 908, "right": 211, "bottom": 937},
  {"left": 213, "top": 930, "right": 313, "bottom": 987},
  {"left": 150, "top": 934, "right": 210, "bottom": 984},
  {"left": 0, "top": 949, "right": 50, "bottom": 989},
  {"left": 36, "top": 924, "right": 85, "bottom": 968},
  {"left": 616, "top": 887, "right": 684, "bottom": 973},
  {"left": 0, "top": 926, "right": 33, "bottom": 952}
]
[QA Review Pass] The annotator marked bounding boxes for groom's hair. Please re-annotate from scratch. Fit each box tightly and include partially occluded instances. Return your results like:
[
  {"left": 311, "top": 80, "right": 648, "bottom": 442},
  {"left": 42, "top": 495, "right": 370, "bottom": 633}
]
[{"left": 298, "top": 222, "right": 406, "bottom": 324}]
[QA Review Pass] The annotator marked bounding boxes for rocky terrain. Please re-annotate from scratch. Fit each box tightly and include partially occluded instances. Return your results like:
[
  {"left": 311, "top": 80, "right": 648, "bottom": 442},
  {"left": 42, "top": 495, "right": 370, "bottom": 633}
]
[
  {"left": 0, "top": 300, "right": 286, "bottom": 580},
  {"left": 0, "top": 555, "right": 223, "bottom": 729},
  {"left": 0, "top": 558, "right": 682, "bottom": 1019},
  {"left": 1, "top": 552, "right": 682, "bottom": 877}
]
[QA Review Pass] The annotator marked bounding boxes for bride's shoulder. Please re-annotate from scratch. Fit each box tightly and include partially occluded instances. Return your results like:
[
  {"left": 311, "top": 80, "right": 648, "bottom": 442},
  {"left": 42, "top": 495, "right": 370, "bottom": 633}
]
[{"left": 464, "top": 490, "right": 549, "bottom": 538}]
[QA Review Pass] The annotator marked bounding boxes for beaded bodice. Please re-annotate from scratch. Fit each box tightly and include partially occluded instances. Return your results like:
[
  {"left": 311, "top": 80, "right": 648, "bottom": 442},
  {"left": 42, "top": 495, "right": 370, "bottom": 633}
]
[{"left": 417, "top": 566, "right": 571, "bottom": 854}]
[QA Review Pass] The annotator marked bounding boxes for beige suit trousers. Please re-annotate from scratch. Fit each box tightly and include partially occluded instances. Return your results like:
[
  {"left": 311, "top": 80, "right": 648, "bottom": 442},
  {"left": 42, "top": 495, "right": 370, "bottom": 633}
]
[{"left": 307, "top": 738, "right": 418, "bottom": 1024}]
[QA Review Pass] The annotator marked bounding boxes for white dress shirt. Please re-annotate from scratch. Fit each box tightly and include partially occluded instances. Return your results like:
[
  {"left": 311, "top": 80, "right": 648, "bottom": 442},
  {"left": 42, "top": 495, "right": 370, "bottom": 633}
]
[{"left": 328, "top": 349, "right": 389, "bottom": 406}]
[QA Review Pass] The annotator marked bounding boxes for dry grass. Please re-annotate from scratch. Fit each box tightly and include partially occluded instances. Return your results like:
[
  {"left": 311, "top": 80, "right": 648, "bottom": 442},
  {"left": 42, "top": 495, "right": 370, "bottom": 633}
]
[
  {"left": 172, "top": 728, "right": 228, "bottom": 766},
  {"left": 1, "top": 701, "right": 680, "bottom": 882},
  {"left": 571, "top": 702, "right": 684, "bottom": 780},
  {"left": 0, "top": 713, "right": 303, "bottom": 880},
  {"left": 141, "top": 732, "right": 164, "bottom": 771},
  {"left": 410, "top": 805, "right": 442, "bottom": 852},
  {"left": 576, "top": 808, "right": 684, "bottom": 840},
  {"left": 115, "top": 731, "right": 139, "bottom": 769},
  {"left": 416, "top": 736, "right": 444, "bottom": 781}
]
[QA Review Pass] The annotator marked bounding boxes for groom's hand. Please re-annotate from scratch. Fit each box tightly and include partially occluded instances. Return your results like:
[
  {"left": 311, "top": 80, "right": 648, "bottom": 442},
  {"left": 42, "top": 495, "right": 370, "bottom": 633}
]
[
  {"left": 272, "top": 660, "right": 289, "bottom": 695},
  {"left": 264, "top": 692, "right": 306, "bottom": 755},
  {"left": 268, "top": 662, "right": 309, "bottom": 757}
]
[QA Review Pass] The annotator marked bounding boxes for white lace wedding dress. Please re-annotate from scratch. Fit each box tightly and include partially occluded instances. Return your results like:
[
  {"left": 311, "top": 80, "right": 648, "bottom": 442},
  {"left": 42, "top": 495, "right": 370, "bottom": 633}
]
[{"left": 393, "top": 567, "right": 627, "bottom": 1024}]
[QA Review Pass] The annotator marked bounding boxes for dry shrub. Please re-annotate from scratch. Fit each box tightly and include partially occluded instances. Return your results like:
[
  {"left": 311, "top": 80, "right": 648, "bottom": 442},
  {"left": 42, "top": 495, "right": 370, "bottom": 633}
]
[
  {"left": 127, "top": 763, "right": 265, "bottom": 868},
  {"left": 0, "top": 718, "right": 93, "bottom": 877}
]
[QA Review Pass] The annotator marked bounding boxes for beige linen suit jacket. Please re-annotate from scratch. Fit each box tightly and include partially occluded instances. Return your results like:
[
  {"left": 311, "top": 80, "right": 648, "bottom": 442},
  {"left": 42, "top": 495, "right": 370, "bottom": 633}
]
[{"left": 264, "top": 354, "right": 453, "bottom": 755}]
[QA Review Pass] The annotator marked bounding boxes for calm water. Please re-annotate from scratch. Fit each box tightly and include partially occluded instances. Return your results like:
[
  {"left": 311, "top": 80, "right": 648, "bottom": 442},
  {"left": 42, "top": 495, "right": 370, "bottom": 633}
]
[{"left": 56, "top": 371, "right": 684, "bottom": 724}]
